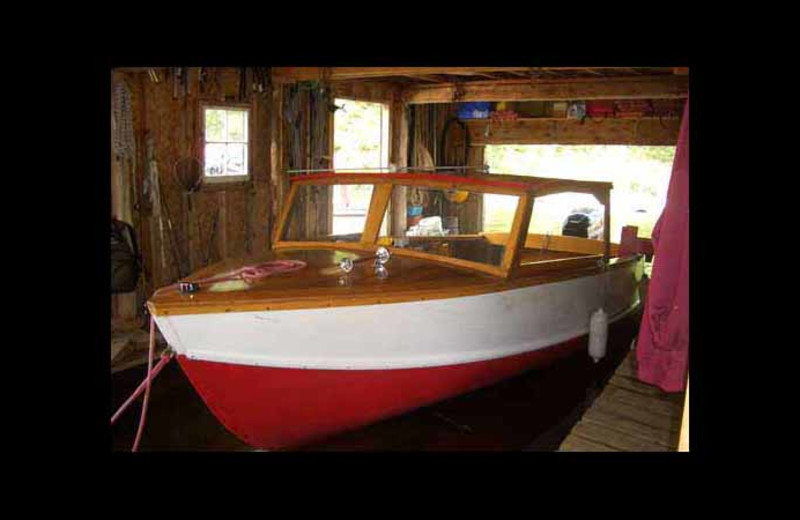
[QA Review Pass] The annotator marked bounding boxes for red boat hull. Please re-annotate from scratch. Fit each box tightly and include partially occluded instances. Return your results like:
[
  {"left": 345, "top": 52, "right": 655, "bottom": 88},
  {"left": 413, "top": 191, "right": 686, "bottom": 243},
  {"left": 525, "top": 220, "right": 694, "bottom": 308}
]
[{"left": 177, "top": 313, "right": 638, "bottom": 449}]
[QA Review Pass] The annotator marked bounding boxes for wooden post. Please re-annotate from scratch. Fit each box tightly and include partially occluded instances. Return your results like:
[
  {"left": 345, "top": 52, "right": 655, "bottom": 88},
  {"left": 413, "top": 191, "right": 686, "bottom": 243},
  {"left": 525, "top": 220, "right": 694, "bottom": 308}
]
[
  {"left": 601, "top": 190, "right": 612, "bottom": 263},
  {"left": 389, "top": 99, "right": 408, "bottom": 237},
  {"left": 679, "top": 379, "right": 689, "bottom": 451},
  {"left": 269, "top": 84, "right": 285, "bottom": 246}
]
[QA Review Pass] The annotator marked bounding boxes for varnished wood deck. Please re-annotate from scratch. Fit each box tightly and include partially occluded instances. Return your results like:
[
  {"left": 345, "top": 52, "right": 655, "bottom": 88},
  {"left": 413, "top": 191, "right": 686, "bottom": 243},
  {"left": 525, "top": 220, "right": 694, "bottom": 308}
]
[{"left": 558, "top": 350, "right": 686, "bottom": 452}]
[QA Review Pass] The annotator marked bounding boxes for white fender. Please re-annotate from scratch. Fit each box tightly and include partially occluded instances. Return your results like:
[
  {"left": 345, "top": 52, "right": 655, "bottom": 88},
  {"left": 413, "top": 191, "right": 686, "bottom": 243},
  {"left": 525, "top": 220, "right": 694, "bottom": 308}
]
[{"left": 589, "top": 308, "right": 608, "bottom": 363}]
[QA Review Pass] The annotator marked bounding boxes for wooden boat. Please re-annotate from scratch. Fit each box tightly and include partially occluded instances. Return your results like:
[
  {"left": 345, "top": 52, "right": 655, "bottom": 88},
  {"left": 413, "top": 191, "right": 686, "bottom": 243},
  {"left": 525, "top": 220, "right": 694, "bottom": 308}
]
[{"left": 147, "top": 172, "right": 646, "bottom": 449}]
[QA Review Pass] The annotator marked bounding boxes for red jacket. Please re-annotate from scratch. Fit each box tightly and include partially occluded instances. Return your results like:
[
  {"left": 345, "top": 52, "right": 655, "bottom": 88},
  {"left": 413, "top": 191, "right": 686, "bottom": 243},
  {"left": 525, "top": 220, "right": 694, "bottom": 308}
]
[{"left": 636, "top": 98, "right": 690, "bottom": 393}]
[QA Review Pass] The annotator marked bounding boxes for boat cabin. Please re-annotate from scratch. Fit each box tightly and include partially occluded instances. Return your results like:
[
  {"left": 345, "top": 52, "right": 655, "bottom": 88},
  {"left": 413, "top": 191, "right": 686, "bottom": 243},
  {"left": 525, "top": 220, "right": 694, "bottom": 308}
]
[{"left": 276, "top": 171, "right": 617, "bottom": 279}]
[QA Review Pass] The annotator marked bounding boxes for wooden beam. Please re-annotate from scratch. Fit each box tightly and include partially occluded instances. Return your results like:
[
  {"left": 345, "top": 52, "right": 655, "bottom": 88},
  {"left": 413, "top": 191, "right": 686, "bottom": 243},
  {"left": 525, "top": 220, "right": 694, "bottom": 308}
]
[
  {"left": 272, "top": 67, "right": 536, "bottom": 83},
  {"left": 400, "top": 74, "right": 441, "bottom": 83},
  {"left": 402, "top": 75, "right": 689, "bottom": 104},
  {"left": 331, "top": 81, "right": 400, "bottom": 103},
  {"left": 467, "top": 117, "right": 681, "bottom": 146},
  {"left": 389, "top": 101, "right": 408, "bottom": 236}
]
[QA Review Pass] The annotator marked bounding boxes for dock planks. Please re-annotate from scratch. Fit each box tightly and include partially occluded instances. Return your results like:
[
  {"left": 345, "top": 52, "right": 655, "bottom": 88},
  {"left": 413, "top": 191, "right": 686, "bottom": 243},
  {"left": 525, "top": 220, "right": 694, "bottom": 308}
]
[{"left": 558, "top": 350, "right": 685, "bottom": 452}]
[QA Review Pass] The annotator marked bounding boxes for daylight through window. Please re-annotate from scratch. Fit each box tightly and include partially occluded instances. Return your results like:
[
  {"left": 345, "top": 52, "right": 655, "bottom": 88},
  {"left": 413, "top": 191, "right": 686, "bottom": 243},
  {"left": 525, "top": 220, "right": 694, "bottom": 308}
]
[{"left": 203, "top": 107, "right": 249, "bottom": 180}]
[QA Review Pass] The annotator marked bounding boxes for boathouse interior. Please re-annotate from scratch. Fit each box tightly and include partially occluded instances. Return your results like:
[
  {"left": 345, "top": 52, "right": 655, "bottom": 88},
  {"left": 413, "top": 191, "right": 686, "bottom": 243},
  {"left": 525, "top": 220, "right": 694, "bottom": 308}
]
[{"left": 110, "top": 66, "right": 690, "bottom": 452}]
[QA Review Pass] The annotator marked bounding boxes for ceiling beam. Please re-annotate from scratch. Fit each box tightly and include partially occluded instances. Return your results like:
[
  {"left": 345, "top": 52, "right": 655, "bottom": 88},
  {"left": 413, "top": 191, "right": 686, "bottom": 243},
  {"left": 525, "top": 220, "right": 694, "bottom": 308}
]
[
  {"left": 466, "top": 118, "right": 681, "bottom": 146},
  {"left": 402, "top": 75, "right": 689, "bottom": 104},
  {"left": 272, "top": 67, "right": 545, "bottom": 83},
  {"left": 271, "top": 67, "right": 683, "bottom": 84}
]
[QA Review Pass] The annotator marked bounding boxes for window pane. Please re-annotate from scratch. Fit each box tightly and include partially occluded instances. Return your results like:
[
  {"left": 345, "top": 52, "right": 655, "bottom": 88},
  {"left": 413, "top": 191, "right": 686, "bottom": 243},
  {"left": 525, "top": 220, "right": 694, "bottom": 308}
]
[
  {"left": 529, "top": 193, "right": 603, "bottom": 238},
  {"left": 483, "top": 194, "right": 519, "bottom": 233},
  {"left": 380, "top": 185, "right": 517, "bottom": 267},
  {"left": 333, "top": 99, "right": 389, "bottom": 169},
  {"left": 205, "top": 143, "right": 226, "bottom": 176},
  {"left": 282, "top": 184, "right": 375, "bottom": 242},
  {"left": 205, "top": 109, "right": 226, "bottom": 142},
  {"left": 226, "top": 143, "right": 246, "bottom": 175},
  {"left": 332, "top": 184, "right": 373, "bottom": 235},
  {"left": 485, "top": 144, "right": 675, "bottom": 239},
  {"left": 226, "top": 110, "right": 247, "bottom": 142}
]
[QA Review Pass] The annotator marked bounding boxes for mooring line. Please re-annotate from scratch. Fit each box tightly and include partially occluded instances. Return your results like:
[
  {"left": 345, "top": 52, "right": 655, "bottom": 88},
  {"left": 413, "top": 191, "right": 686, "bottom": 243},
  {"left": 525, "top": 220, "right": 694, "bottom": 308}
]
[{"left": 111, "top": 316, "right": 174, "bottom": 452}]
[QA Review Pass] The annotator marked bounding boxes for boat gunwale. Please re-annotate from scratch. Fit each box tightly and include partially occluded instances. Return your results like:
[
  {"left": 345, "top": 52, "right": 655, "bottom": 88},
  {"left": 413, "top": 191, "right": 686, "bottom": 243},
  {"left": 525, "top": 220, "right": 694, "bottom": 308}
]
[{"left": 147, "top": 251, "right": 642, "bottom": 317}]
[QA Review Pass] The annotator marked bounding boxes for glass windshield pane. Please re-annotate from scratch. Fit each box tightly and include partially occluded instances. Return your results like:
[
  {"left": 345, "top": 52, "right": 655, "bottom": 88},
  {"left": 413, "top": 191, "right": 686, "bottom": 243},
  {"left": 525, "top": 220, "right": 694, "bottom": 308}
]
[
  {"left": 529, "top": 192, "right": 604, "bottom": 239},
  {"left": 380, "top": 185, "right": 519, "bottom": 267},
  {"left": 282, "top": 184, "right": 375, "bottom": 243}
]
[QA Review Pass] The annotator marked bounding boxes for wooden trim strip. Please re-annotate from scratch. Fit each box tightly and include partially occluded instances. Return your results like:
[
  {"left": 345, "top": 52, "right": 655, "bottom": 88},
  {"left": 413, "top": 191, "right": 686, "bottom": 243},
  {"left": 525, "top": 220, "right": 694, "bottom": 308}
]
[
  {"left": 148, "top": 251, "right": 642, "bottom": 317},
  {"left": 501, "top": 195, "right": 534, "bottom": 275},
  {"left": 275, "top": 241, "right": 507, "bottom": 277},
  {"left": 360, "top": 183, "right": 393, "bottom": 245},
  {"left": 384, "top": 247, "right": 507, "bottom": 277},
  {"left": 517, "top": 255, "right": 603, "bottom": 276},
  {"left": 290, "top": 172, "right": 534, "bottom": 195},
  {"left": 273, "top": 183, "right": 298, "bottom": 246},
  {"left": 484, "top": 232, "right": 620, "bottom": 257}
]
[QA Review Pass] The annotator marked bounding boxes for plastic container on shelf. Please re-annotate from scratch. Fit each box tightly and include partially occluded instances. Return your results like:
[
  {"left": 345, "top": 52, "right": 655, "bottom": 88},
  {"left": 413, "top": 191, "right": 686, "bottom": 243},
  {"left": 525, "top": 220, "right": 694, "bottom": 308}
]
[{"left": 457, "top": 102, "right": 492, "bottom": 120}]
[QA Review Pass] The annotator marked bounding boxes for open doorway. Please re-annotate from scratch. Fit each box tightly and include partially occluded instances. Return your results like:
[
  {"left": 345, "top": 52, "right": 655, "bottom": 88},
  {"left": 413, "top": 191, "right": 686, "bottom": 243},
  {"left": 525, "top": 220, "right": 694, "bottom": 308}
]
[{"left": 332, "top": 99, "right": 390, "bottom": 235}]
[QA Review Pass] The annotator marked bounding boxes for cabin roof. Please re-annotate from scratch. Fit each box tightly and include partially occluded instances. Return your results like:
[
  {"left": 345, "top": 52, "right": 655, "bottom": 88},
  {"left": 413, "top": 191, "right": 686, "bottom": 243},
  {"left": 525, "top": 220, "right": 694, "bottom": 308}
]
[{"left": 288, "top": 171, "right": 612, "bottom": 199}]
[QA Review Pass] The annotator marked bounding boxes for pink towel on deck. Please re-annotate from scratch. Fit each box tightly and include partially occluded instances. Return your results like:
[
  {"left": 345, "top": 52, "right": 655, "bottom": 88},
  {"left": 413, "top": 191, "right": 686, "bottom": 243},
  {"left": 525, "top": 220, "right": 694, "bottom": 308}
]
[{"left": 635, "top": 98, "right": 690, "bottom": 393}]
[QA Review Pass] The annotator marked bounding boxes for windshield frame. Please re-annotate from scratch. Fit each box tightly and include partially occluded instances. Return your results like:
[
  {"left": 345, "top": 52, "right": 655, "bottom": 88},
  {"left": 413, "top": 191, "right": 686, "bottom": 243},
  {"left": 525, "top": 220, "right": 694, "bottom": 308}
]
[{"left": 273, "top": 172, "right": 612, "bottom": 278}]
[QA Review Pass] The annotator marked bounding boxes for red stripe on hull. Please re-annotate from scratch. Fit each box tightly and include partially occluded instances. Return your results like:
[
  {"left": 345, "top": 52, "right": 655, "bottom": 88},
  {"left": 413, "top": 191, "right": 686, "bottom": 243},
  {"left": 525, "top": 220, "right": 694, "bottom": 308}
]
[{"left": 177, "top": 315, "right": 636, "bottom": 449}]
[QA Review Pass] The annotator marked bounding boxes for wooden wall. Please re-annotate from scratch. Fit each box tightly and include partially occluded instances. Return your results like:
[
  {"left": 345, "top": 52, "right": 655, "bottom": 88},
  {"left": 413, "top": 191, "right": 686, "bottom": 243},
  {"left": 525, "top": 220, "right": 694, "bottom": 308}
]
[{"left": 110, "top": 67, "right": 273, "bottom": 326}]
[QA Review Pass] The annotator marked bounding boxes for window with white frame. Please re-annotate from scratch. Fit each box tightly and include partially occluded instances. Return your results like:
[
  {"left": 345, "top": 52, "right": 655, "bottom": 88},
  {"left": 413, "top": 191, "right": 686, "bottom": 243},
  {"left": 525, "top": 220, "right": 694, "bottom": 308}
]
[{"left": 203, "top": 107, "right": 249, "bottom": 180}]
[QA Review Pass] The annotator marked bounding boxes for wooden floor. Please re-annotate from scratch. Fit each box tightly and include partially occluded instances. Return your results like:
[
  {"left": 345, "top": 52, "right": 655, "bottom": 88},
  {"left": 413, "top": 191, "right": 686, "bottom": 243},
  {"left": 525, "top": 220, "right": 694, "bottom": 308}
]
[{"left": 558, "top": 349, "right": 685, "bottom": 452}]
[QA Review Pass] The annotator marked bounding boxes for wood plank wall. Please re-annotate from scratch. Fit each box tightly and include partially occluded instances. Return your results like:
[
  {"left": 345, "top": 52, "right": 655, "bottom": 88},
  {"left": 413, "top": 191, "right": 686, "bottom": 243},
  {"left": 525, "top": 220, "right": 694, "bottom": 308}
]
[{"left": 110, "top": 68, "right": 273, "bottom": 326}]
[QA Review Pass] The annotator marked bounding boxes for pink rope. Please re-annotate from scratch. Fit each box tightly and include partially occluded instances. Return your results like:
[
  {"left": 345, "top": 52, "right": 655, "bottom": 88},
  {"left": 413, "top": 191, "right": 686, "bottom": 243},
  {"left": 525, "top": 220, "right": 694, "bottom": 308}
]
[
  {"left": 110, "top": 353, "right": 172, "bottom": 426},
  {"left": 153, "top": 260, "right": 307, "bottom": 296},
  {"left": 213, "top": 260, "right": 307, "bottom": 284},
  {"left": 117, "top": 261, "right": 305, "bottom": 450},
  {"left": 131, "top": 318, "right": 156, "bottom": 452},
  {"left": 110, "top": 316, "right": 173, "bottom": 451}
]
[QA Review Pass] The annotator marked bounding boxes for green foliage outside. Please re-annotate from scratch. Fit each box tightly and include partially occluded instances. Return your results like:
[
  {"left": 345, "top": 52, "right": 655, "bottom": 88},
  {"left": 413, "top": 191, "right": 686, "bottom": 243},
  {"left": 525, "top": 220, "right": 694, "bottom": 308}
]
[
  {"left": 333, "top": 99, "right": 389, "bottom": 169},
  {"left": 204, "top": 108, "right": 248, "bottom": 176},
  {"left": 332, "top": 99, "right": 390, "bottom": 235}
]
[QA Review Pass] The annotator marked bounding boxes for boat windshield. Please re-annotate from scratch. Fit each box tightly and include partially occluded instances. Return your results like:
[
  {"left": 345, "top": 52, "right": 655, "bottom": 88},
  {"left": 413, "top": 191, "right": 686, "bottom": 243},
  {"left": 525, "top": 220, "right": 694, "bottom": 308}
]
[
  {"left": 280, "top": 179, "right": 520, "bottom": 269},
  {"left": 281, "top": 183, "right": 380, "bottom": 243},
  {"left": 378, "top": 185, "right": 518, "bottom": 267}
]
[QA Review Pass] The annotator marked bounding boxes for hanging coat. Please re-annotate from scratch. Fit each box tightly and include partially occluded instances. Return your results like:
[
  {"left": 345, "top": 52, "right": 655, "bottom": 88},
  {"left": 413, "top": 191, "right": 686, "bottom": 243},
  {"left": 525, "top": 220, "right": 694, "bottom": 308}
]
[{"left": 636, "top": 98, "right": 690, "bottom": 393}]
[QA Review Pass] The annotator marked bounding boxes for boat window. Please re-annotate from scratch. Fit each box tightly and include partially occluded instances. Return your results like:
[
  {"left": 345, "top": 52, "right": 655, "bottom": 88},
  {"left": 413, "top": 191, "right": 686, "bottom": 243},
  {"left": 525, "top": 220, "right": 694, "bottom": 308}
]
[
  {"left": 282, "top": 184, "right": 376, "bottom": 243},
  {"left": 530, "top": 193, "right": 605, "bottom": 239},
  {"left": 379, "top": 185, "right": 519, "bottom": 267},
  {"left": 521, "top": 192, "right": 607, "bottom": 263},
  {"left": 485, "top": 144, "right": 675, "bottom": 239}
]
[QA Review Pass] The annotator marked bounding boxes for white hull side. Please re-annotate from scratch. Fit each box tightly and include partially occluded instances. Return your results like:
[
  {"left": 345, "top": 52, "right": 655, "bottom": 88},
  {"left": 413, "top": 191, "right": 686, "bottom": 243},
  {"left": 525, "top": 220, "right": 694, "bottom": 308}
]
[{"left": 154, "top": 263, "right": 641, "bottom": 370}]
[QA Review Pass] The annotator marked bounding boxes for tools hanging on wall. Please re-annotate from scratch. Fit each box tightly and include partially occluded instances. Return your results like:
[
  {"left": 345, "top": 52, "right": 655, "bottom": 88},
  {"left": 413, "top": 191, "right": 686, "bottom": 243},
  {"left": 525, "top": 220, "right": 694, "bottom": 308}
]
[
  {"left": 112, "top": 87, "right": 132, "bottom": 224},
  {"left": 251, "top": 67, "right": 270, "bottom": 97},
  {"left": 147, "top": 134, "right": 188, "bottom": 282}
]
